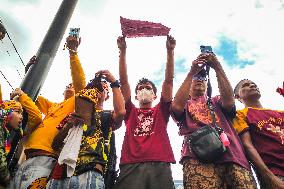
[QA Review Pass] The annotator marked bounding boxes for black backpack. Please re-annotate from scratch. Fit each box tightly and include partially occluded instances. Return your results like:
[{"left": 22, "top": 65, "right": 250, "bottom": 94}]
[{"left": 101, "top": 110, "right": 118, "bottom": 189}]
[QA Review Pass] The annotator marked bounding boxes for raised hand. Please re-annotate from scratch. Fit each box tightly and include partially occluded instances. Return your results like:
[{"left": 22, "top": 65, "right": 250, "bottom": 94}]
[
  {"left": 166, "top": 35, "right": 176, "bottom": 50},
  {"left": 190, "top": 56, "right": 207, "bottom": 76},
  {"left": 65, "top": 36, "right": 81, "bottom": 53},
  {"left": 276, "top": 81, "right": 284, "bottom": 97},
  {"left": 198, "top": 53, "right": 221, "bottom": 70},
  {"left": 25, "top": 55, "right": 37, "bottom": 73},
  {"left": 10, "top": 88, "right": 25, "bottom": 100},
  {"left": 117, "top": 36, "right": 126, "bottom": 50},
  {"left": 96, "top": 70, "right": 116, "bottom": 83}
]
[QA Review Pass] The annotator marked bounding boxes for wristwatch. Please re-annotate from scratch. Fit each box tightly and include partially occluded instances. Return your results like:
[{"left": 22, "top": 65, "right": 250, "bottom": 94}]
[{"left": 110, "top": 80, "right": 120, "bottom": 88}]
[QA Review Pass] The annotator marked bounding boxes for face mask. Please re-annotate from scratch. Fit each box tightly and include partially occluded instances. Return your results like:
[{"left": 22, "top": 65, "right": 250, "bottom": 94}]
[{"left": 136, "top": 88, "right": 155, "bottom": 103}]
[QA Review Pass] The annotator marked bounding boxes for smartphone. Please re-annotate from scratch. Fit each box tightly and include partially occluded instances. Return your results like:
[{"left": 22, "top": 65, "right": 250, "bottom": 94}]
[
  {"left": 69, "top": 28, "right": 80, "bottom": 39},
  {"left": 200, "top": 45, "right": 212, "bottom": 53}
]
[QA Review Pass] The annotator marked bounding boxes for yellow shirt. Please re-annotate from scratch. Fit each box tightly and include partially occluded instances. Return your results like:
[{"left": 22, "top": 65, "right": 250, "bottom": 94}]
[
  {"left": 233, "top": 107, "right": 249, "bottom": 134},
  {"left": 18, "top": 94, "right": 42, "bottom": 134},
  {"left": 25, "top": 54, "right": 86, "bottom": 155},
  {"left": 25, "top": 96, "right": 75, "bottom": 154}
]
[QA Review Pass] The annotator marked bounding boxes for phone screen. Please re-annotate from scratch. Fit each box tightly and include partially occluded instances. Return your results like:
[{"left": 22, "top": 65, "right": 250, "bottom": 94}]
[
  {"left": 69, "top": 28, "right": 80, "bottom": 38},
  {"left": 200, "top": 45, "right": 212, "bottom": 53}
]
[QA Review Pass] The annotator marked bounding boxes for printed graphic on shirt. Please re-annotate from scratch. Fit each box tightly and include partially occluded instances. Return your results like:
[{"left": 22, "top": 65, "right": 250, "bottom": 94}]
[
  {"left": 188, "top": 101, "right": 220, "bottom": 125},
  {"left": 134, "top": 109, "right": 154, "bottom": 136},
  {"left": 266, "top": 124, "right": 284, "bottom": 145},
  {"left": 254, "top": 115, "right": 284, "bottom": 145}
]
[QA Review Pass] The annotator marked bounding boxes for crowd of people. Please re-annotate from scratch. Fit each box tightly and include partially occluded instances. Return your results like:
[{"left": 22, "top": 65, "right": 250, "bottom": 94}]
[{"left": 0, "top": 34, "right": 283, "bottom": 189}]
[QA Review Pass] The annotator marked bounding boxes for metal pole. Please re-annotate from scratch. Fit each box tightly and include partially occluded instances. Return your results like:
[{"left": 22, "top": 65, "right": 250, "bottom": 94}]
[{"left": 20, "top": 0, "right": 79, "bottom": 100}]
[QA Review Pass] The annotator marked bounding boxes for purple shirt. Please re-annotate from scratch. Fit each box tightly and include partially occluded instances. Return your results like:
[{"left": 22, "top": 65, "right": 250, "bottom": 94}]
[{"left": 172, "top": 96, "right": 250, "bottom": 170}]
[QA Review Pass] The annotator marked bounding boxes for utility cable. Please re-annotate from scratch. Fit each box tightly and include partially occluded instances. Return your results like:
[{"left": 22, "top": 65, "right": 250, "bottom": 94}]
[{"left": 0, "top": 70, "right": 15, "bottom": 90}]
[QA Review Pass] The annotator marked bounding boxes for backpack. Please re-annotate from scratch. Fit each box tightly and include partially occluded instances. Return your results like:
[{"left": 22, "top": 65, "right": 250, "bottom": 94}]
[{"left": 100, "top": 110, "right": 117, "bottom": 189}]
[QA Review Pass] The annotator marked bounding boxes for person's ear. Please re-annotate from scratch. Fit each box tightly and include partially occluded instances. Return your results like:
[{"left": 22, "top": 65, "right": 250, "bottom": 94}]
[
  {"left": 135, "top": 95, "right": 138, "bottom": 100},
  {"left": 153, "top": 95, "right": 157, "bottom": 100},
  {"left": 235, "top": 94, "right": 243, "bottom": 103}
]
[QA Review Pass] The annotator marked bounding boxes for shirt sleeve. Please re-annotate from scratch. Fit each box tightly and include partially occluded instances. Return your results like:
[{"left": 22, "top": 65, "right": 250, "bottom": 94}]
[
  {"left": 124, "top": 98, "right": 134, "bottom": 121},
  {"left": 232, "top": 108, "right": 249, "bottom": 135},
  {"left": 0, "top": 130, "right": 9, "bottom": 182},
  {"left": 214, "top": 95, "right": 236, "bottom": 120},
  {"left": 159, "top": 99, "right": 171, "bottom": 123},
  {"left": 35, "top": 96, "right": 54, "bottom": 115},
  {"left": 19, "top": 94, "right": 42, "bottom": 134},
  {"left": 70, "top": 54, "right": 86, "bottom": 93},
  {"left": 170, "top": 102, "right": 186, "bottom": 124}
]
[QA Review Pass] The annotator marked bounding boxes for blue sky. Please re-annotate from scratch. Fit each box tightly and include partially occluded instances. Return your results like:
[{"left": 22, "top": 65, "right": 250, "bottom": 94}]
[{"left": 215, "top": 36, "right": 255, "bottom": 68}]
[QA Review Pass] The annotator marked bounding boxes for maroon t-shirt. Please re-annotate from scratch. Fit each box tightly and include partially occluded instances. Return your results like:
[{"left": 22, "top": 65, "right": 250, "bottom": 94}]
[
  {"left": 172, "top": 96, "right": 250, "bottom": 170},
  {"left": 245, "top": 108, "right": 284, "bottom": 176},
  {"left": 120, "top": 99, "right": 175, "bottom": 165}
]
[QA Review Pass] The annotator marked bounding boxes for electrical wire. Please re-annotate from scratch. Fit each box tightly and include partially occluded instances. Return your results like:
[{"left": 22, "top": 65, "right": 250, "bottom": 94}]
[
  {"left": 0, "top": 70, "right": 14, "bottom": 90},
  {"left": 0, "top": 19, "right": 25, "bottom": 67},
  {"left": 0, "top": 39, "right": 11, "bottom": 56}
]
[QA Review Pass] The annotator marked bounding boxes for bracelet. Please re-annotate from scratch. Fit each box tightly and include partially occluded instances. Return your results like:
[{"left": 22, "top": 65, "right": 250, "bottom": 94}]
[
  {"left": 64, "top": 43, "right": 78, "bottom": 53},
  {"left": 110, "top": 80, "right": 120, "bottom": 88}
]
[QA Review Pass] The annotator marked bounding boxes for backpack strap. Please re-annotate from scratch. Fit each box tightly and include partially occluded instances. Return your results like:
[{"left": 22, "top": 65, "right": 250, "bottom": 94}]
[
  {"left": 100, "top": 110, "right": 118, "bottom": 189},
  {"left": 100, "top": 110, "right": 113, "bottom": 156}
]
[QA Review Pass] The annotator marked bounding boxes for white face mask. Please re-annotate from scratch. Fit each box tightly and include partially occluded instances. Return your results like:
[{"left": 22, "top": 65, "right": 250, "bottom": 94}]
[{"left": 136, "top": 88, "right": 155, "bottom": 103}]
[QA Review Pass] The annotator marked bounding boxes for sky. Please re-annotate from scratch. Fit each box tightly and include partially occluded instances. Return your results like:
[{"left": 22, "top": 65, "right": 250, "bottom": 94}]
[{"left": 1, "top": 0, "right": 284, "bottom": 181}]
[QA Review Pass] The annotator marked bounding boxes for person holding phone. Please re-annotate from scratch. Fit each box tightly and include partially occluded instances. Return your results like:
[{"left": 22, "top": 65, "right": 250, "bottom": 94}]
[
  {"left": 10, "top": 34, "right": 86, "bottom": 189},
  {"left": 171, "top": 48, "right": 257, "bottom": 189}
]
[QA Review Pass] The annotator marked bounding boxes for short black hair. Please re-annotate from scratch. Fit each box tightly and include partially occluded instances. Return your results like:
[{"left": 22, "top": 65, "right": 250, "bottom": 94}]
[
  {"left": 135, "top": 78, "right": 157, "bottom": 95},
  {"left": 234, "top": 79, "right": 249, "bottom": 97}
]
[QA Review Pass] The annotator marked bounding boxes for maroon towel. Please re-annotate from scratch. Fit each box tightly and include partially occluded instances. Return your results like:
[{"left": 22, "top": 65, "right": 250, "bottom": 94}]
[
  {"left": 120, "top": 16, "right": 170, "bottom": 38},
  {"left": 50, "top": 163, "right": 67, "bottom": 180}
]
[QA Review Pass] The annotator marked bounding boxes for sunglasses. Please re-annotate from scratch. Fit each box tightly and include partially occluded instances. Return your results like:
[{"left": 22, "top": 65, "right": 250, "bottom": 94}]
[{"left": 193, "top": 76, "right": 207, "bottom": 81}]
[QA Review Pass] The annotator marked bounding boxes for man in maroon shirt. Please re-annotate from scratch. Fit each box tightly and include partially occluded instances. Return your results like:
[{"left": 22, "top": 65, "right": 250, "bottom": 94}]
[
  {"left": 234, "top": 79, "right": 284, "bottom": 189},
  {"left": 171, "top": 53, "right": 256, "bottom": 189},
  {"left": 114, "top": 36, "right": 176, "bottom": 189}
]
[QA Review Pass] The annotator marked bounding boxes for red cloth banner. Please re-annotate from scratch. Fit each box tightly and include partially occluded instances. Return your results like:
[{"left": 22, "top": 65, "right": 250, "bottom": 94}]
[{"left": 120, "top": 16, "right": 171, "bottom": 38}]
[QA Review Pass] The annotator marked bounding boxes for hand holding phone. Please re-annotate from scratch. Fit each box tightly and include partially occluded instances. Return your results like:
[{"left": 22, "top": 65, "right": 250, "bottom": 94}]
[
  {"left": 65, "top": 28, "right": 81, "bottom": 53},
  {"left": 69, "top": 28, "right": 80, "bottom": 39},
  {"left": 200, "top": 45, "right": 212, "bottom": 53}
]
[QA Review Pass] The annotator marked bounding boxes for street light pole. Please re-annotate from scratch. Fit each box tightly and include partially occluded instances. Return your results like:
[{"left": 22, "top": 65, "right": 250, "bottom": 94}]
[{"left": 20, "top": 0, "right": 79, "bottom": 100}]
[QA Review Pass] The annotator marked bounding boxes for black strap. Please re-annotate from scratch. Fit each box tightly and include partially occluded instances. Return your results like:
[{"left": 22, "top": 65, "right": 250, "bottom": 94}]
[
  {"left": 205, "top": 66, "right": 222, "bottom": 133},
  {"left": 100, "top": 110, "right": 113, "bottom": 155}
]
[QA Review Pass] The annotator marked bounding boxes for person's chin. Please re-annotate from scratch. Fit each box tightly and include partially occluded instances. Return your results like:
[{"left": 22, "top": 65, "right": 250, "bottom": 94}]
[{"left": 140, "top": 100, "right": 152, "bottom": 105}]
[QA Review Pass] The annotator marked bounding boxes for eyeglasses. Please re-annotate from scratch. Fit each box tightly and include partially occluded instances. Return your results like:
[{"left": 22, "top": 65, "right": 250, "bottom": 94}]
[{"left": 193, "top": 76, "right": 207, "bottom": 81}]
